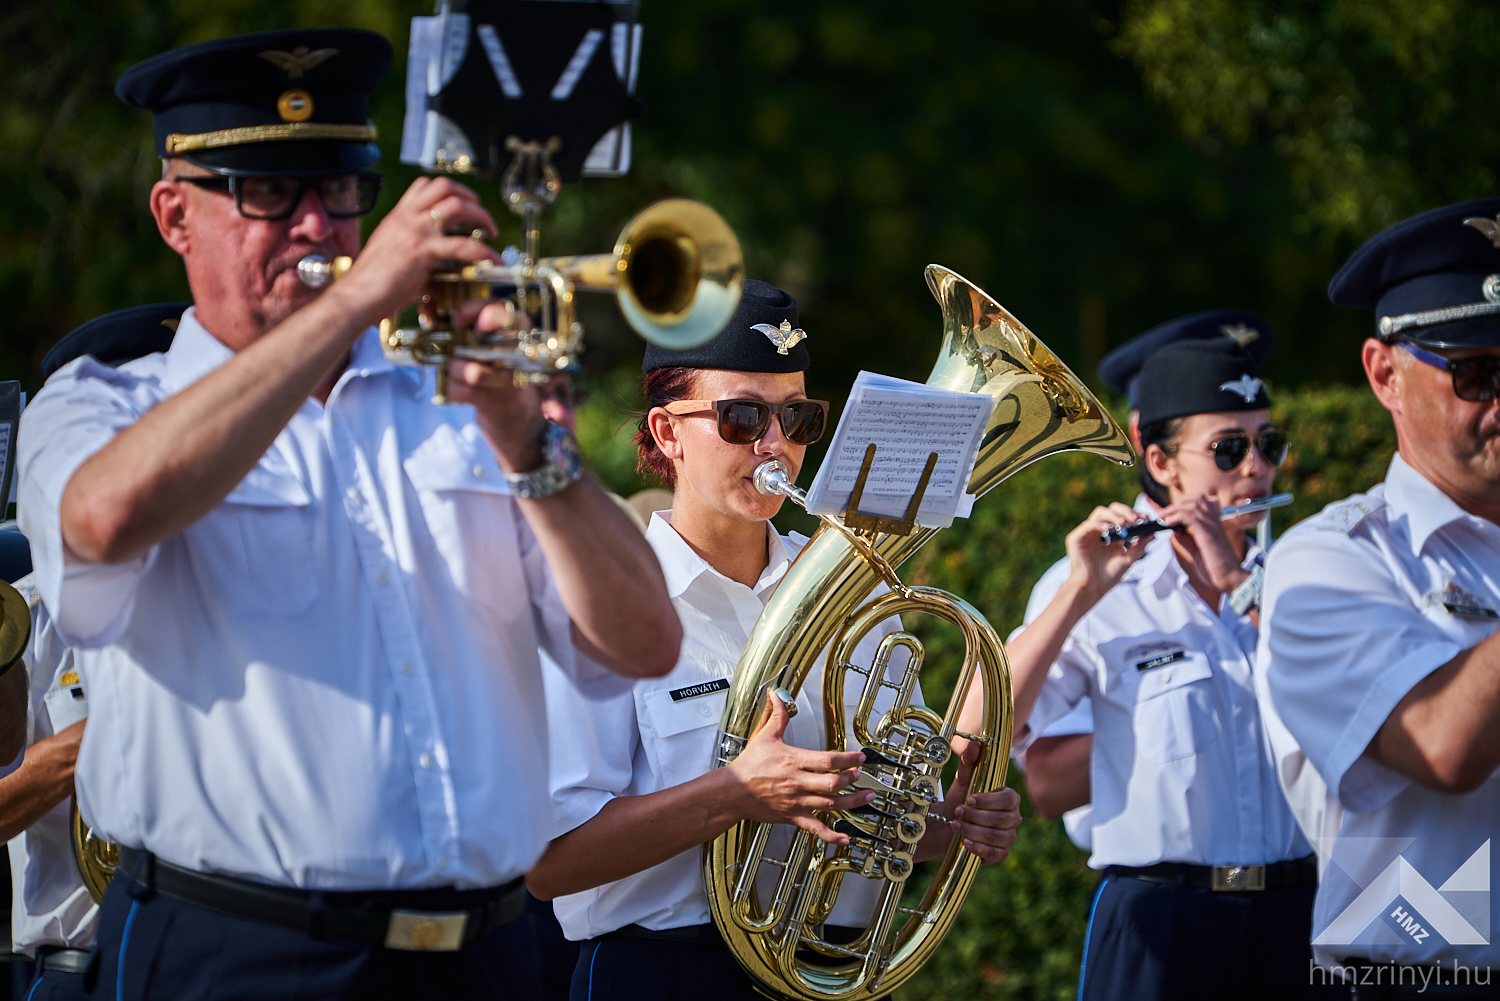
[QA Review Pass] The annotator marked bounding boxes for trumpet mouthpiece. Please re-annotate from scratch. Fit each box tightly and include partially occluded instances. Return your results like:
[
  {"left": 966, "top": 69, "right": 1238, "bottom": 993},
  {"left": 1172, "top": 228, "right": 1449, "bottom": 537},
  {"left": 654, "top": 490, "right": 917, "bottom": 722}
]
[
  {"left": 752, "top": 460, "right": 790, "bottom": 497},
  {"left": 297, "top": 254, "right": 353, "bottom": 289}
]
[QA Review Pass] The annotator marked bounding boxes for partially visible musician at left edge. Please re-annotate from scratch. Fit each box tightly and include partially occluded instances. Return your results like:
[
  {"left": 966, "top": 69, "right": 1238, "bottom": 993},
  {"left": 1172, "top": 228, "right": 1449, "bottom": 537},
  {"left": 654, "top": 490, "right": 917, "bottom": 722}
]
[{"left": 15, "top": 29, "right": 679, "bottom": 1000}]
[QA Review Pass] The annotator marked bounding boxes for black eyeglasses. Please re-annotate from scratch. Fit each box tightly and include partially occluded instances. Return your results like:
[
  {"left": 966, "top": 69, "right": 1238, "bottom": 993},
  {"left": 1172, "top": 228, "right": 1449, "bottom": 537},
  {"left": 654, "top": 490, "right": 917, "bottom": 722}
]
[
  {"left": 174, "top": 172, "right": 383, "bottom": 220},
  {"left": 663, "top": 398, "right": 830, "bottom": 445},
  {"left": 1400, "top": 341, "right": 1500, "bottom": 402},
  {"left": 1204, "top": 428, "right": 1289, "bottom": 471}
]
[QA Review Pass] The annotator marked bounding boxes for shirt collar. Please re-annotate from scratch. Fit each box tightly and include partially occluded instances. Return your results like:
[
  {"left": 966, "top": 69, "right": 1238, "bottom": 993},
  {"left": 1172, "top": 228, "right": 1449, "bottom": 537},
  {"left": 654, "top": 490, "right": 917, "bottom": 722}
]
[
  {"left": 164, "top": 307, "right": 235, "bottom": 393},
  {"left": 646, "top": 511, "right": 792, "bottom": 600},
  {"left": 164, "top": 310, "right": 404, "bottom": 396},
  {"left": 1384, "top": 451, "right": 1474, "bottom": 555}
]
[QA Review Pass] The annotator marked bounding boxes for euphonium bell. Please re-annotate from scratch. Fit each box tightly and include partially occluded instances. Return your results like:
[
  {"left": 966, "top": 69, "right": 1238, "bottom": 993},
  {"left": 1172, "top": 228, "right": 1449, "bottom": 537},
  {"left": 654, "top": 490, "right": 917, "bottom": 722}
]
[
  {"left": 702, "top": 265, "right": 1135, "bottom": 1000},
  {"left": 298, "top": 197, "right": 742, "bottom": 402}
]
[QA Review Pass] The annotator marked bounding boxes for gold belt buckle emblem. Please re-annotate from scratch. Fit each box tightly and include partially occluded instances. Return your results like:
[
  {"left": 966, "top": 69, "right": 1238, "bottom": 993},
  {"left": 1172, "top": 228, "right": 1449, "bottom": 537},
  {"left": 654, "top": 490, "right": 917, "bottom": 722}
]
[
  {"left": 1211, "top": 865, "right": 1266, "bottom": 892},
  {"left": 384, "top": 910, "right": 469, "bottom": 951}
]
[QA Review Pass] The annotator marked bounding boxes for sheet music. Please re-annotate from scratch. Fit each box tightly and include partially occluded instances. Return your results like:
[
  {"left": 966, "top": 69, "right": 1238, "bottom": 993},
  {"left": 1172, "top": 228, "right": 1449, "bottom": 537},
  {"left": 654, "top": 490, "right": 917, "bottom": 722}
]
[{"left": 804, "top": 371, "right": 994, "bottom": 529}]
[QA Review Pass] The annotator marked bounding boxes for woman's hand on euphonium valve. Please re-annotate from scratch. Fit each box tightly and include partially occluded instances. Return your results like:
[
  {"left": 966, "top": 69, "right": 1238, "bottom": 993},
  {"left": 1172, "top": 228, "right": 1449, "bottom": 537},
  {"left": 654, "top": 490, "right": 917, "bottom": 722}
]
[
  {"left": 916, "top": 742, "right": 1022, "bottom": 865},
  {"left": 724, "top": 692, "right": 877, "bottom": 845}
]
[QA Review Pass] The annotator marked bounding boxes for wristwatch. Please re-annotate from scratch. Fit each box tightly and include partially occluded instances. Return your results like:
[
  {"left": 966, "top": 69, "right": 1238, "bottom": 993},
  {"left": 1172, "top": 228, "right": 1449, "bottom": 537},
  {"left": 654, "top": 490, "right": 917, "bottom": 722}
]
[
  {"left": 1229, "top": 564, "right": 1265, "bottom": 615},
  {"left": 504, "top": 420, "right": 584, "bottom": 500}
]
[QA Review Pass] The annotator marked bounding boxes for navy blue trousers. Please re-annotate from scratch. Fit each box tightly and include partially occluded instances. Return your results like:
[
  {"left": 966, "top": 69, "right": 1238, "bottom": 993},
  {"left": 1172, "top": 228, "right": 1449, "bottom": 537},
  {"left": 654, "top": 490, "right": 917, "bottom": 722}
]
[
  {"left": 1078, "top": 873, "right": 1338, "bottom": 1001},
  {"left": 525, "top": 893, "right": 580, "bottom": 1001},
  {"left": 569, "top": 933, "right": 763, "bottom": 1001},
  {"left": 25, "top": 968, "right": 88, "bottom": 1001},
  {"left": 84, "top": 873, "right": 543, "bottom": 1001}
]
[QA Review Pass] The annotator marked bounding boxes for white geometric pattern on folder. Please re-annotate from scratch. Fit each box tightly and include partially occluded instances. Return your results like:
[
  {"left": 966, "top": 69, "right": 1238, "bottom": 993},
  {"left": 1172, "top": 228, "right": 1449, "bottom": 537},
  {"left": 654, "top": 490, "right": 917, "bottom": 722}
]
[{"left": 1314, "top": 840, "right": 1489, "bottom": 947}]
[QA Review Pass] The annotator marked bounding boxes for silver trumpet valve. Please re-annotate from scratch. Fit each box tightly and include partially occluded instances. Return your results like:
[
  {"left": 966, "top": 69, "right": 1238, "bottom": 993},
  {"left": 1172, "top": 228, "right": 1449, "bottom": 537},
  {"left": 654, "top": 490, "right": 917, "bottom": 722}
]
[
  {"left": 297, "top": 254, "right": 354, "bottom": 289},
  {"left": 752, "top": 459, "right": 807, "bottom": 507}
]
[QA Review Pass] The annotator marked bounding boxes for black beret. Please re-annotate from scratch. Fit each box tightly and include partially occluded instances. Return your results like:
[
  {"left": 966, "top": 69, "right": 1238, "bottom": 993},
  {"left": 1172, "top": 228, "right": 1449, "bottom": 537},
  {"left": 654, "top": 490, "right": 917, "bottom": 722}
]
[
  {"left": 1136, "top": 339, "right": 1271, "bottom": 427},
  {"left": 1098, "top": 308, "right": 1273, "bottom": 409},
  {"left": 116, "top": 29, "right": 391, "bottom": 176},
  {"left": 42, "top": 303, "right": 191, "bottom": 380},
  {"left": 0, "top": 531, "right": 29, "bottom": 585},
  {"left": 1329, "top": 196, "right": 1500, "bottom": 348},
  {"left": 643, "top": 279, "right": 808, "bottom": 374}
]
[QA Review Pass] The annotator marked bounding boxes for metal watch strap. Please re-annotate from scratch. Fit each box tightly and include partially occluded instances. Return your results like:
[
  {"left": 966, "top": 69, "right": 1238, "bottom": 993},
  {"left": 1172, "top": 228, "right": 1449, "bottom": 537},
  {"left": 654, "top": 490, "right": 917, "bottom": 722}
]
[
  {"left": 503, "top": 420, "right": 583, "bottom": 500},
  {"left": 1229, "top": 564, "right": 1265, "bottom": 615}
]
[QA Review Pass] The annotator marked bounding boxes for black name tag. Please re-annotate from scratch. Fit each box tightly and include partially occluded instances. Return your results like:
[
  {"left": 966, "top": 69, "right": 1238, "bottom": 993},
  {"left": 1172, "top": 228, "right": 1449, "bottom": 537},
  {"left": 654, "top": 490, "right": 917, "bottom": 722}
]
[
  {"left": 669, "top": 678, "right": 730, "bottom": 702},
  {"left": 1444, "top": 602, "right": 1499, "bottom": 620},
  {"left": 1136, "top": 650, "right": 1186, "bottom": 672}
]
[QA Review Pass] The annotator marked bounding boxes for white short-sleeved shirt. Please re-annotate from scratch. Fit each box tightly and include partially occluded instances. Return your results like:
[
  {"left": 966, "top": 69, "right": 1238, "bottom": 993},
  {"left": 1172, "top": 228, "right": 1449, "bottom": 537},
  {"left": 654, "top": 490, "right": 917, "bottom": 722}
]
[
  {"left": 1028, "top": 527, "right": 1308, "bottom": 870},
  {"left": 1260, "top": 453, "right": 1500, "bottom": 970},
  {"left": 546, "top": 511, "right": 911, "bottom": 941},
  {"left": 16, "top": 308, "right": 623, "bottom": 891},
  {"left": 5, "top": 575, "right": 96, "bottom": 957}
]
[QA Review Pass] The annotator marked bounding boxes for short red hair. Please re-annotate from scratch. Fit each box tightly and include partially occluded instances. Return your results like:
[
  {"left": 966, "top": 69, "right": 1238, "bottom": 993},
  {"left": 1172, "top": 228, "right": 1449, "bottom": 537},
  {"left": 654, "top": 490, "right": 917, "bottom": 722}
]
[{"left": 635, "top": 367, "right": 697, "bottom": 488}]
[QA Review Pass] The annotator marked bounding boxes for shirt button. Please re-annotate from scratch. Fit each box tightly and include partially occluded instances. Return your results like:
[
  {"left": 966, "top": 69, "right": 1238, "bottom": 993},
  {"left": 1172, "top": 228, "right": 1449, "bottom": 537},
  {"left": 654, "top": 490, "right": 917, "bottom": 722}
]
[
  {"left": 437, "top": 855, "right": 450, "bottom": 868},
  {"left": 698, "top": 703, "right": 713, "bottom": 719},
  {"left": 472, "top": 464, "right": 485, "bottom": 479},
  {"left": 346, "top": 486, "right": 363, "bottom": 504},
  {"left": 400, "top": 661, "right": 415, "bottom": 676},
  {"left": 419, "top": 753, "right": 434, "bottom": 770},
  {"left": 376, "top": 572, "right": 391, "bottom": 587}
]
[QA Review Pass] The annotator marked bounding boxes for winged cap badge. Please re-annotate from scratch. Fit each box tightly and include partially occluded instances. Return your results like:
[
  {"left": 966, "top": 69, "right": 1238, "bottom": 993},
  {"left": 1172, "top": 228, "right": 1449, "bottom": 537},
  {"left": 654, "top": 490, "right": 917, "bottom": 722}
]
[
  {"left": 259, "top": 45, "right": 340, "bottom": 79},
  {"left": 1219, "top": 374, "right": 1265, "bottom": 403},
  {"left": 1219, "top": 323, "right": 1260, "bottom": 347},
  {"left": 1463, "top": 213, "right": 1500, "bottom": 249},
  {"left": 752, "top": 319, "right": 807, "bottom": 355}
]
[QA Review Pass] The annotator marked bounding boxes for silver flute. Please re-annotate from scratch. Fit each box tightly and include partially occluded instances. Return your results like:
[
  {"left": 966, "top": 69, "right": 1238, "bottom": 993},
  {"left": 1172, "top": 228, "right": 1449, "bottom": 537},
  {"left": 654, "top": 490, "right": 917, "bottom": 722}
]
[{"left": 1100, "top": 492, "right": 1293, "bottom": 545}]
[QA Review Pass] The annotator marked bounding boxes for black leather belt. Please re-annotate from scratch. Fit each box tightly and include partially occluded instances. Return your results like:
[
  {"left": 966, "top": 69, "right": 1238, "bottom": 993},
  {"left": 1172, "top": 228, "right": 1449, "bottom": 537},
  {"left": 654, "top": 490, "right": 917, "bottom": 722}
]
[
  {"left": 120, "top": 848, "right": 526, "bottom": 952},
  {"left": 38, "top": 947, "right": 91, "bottom": 974},
  {"left": 1107, "top": 853, "right": 1317, "bottom": 892}
]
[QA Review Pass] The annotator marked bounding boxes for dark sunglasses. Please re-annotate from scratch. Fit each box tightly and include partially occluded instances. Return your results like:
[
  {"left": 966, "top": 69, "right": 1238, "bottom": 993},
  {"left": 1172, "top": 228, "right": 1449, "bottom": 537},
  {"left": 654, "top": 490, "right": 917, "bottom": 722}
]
[
  {"left": 1204, "top": 428, "right": 1289, "bottom": 471},
  {"left": 663, "top": 398, "right": 830, "bottom": 445},
  {"left": 174, "top": 172, "right": 383, "bottom": 220},
  {"left": 1400, "top": 341, "right": 1500, "bottom": 402}
]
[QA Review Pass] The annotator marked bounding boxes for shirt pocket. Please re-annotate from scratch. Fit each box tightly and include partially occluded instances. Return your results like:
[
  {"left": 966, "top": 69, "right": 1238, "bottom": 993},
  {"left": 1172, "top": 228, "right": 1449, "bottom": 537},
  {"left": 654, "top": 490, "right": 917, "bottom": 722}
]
[
  {"left": 403, "top": 424, "right": 521, "bottom": 623},
  {"left": 1129, "top": 651, "right": 1215, "bottom": 764},
  {"left": 187, "top": 463, "right": 317, "bottom": 617},
  {"left": 639, "top": 684, "right": 729, "bottom": 789}
]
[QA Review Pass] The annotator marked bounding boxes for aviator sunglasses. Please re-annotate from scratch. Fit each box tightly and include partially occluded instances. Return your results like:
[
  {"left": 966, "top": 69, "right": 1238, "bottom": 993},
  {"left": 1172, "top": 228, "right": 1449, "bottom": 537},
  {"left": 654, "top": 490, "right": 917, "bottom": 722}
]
[
  {"left": 1399, "top": 341, "right": 1500, "bottom": 402},
  {"left": 1204, "top": 428, "right": 1289, "bottom": 471},
  {"left": 663, "top": 398, "right": 830, "bottom": 445},
  {"left": 175, "top": 172, "right": 383, "bottom": 220}
]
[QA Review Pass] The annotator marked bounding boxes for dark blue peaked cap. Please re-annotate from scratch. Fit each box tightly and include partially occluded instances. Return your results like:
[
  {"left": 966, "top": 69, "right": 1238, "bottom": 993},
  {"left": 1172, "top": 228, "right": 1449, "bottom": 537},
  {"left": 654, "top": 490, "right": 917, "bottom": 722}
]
[
  {"left": 116, "top": 29, "right": 391, "bottom": 176},
  {"left": 1098, "top": 308, "right": 1273, "bottom": 409},
  {"left": 41, "top": 303, "right": 191, "bottom": 380},
  {"left": 1329, "top": 196, "right": 1500, "bottom": 348},
  {"left": 643, "top": 280, "right": 808, "bottom": 374}
]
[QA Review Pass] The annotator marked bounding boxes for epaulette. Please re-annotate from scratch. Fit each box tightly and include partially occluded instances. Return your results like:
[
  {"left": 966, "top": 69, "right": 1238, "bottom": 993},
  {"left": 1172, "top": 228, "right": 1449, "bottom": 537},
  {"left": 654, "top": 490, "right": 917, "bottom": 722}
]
[{"left": 1313, "top": 494, "right": 1384, "bottom": 535}]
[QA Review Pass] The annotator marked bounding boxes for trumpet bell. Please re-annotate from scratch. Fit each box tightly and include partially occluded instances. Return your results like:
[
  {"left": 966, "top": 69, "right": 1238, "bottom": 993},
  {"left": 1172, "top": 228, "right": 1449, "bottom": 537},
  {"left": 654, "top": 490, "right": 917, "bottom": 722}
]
[{"left": 611, "top": 198, "right": 742, "bottom": 350}]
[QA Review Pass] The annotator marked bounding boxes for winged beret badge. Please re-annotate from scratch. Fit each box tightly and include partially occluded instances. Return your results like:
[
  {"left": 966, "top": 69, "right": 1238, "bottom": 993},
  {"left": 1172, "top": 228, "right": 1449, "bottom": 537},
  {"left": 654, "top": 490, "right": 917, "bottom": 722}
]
[
  {"left": 1219, "top": 322, "right": 1261, "bottom": 347},
  {"left": 752, "top": 320, "right": 808, "bottom": 355},
  {"left": 1463, "top": 213, "right": 1500, "bottom": 249},
  {"left": 1218, "top": 374, "right": 1265, "bottom": 403},
  {"left": 259, "top": 45, "right": 340, "bottom": 79}
]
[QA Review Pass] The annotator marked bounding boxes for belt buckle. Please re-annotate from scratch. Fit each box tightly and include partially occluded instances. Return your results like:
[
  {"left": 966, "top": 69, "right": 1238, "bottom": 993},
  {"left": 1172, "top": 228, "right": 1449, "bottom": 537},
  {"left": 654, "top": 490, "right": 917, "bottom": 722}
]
[
  {"left": 384, "top": 909, "right": 469, "bottom": 951},
  {"left": 1211, "top": 865, "right": 1265, "bottom": 892}
]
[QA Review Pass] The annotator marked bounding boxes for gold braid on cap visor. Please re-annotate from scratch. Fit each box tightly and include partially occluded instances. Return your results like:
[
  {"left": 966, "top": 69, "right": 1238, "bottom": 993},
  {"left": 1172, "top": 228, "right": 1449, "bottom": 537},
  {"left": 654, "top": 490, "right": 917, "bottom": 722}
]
[{"left": 164, "top": 121, "right": 377, "bottom": 154}]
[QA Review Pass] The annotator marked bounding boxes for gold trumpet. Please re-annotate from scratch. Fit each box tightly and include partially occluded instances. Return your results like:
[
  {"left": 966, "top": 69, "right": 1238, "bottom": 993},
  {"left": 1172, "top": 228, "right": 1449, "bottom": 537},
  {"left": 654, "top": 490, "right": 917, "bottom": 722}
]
[
  {"left": 298, "top": 197, "right": 742, "bottom": 403},
  {"left": 703, "top": 265, "right": 1135, "bottom": 1000}
]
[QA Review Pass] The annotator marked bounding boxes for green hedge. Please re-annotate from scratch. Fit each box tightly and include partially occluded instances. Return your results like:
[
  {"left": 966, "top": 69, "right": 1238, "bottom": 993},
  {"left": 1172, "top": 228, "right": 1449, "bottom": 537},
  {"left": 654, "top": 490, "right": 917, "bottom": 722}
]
[{"left": 574, "top": 378, "right": 1397, "bottom": 1000}]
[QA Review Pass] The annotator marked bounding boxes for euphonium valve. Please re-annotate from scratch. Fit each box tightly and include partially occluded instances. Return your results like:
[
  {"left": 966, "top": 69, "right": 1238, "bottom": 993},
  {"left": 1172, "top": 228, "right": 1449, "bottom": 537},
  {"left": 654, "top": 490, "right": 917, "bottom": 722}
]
[{"left": 704, "top": 265, "right": 1135, "bottom": 1000}]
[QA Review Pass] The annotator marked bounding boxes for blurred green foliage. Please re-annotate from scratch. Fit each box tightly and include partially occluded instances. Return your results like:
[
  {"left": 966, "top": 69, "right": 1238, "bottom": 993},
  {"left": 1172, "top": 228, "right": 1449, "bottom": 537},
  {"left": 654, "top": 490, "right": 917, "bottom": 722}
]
[{"left": 1117, "top": 0, "right": 1500, "bottom": 239}]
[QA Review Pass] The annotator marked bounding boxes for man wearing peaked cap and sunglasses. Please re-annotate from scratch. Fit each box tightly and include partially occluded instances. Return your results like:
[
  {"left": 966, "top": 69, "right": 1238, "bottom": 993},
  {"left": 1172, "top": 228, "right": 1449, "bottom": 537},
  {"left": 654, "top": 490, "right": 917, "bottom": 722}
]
[
  {"left": 15, "top": 28, "right": 681, "bottom": 1000},
  {"left": 1258, "top": 199, "right": 1500, "bottom": 998}
]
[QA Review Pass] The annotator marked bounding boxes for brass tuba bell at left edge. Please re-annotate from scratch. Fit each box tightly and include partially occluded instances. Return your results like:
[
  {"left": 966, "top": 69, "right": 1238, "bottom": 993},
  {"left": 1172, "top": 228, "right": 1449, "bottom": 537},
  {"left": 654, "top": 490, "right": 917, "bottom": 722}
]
[{"left": 703, "top": 265, "right": 1135, "bottom": 1000}]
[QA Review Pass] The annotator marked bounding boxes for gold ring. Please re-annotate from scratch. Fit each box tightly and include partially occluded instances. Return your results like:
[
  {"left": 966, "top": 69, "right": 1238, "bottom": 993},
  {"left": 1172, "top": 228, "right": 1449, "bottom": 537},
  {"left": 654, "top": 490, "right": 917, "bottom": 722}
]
[{"left": 429, "top": 208, "right": 444, "bottom": 227}]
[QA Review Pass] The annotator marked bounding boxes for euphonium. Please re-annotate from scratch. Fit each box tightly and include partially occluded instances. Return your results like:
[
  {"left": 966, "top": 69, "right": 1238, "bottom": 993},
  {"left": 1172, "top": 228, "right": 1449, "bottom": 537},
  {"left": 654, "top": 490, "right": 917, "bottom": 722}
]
[
  {"left": 71, "top": 801, "right": 117, "bottom": 903},
  {"left": 703, "top": 264, "right": 1135, "bottom": 1000},
  {"left": 298, "top": 197, "right": 742, "bottom": 403}
]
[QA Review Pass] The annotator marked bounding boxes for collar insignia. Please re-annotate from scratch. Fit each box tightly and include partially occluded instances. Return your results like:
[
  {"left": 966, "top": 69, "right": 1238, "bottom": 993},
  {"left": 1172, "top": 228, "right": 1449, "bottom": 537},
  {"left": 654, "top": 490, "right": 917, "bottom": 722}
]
[
  {"left": 1219, "top": 374, "right": 1264, "bottom": 403},
  {"left": 1463, "top": 213, "right": 1500, "bottom": 249},
  {"left": 1219, "top": 322, "right": 1260, "bottom": 347},
  {"left": 752, "top": 319, "right": 807, "bottom": 355},
  {"left": 259, "top": 45, "right": 339, "bottom": 79}
]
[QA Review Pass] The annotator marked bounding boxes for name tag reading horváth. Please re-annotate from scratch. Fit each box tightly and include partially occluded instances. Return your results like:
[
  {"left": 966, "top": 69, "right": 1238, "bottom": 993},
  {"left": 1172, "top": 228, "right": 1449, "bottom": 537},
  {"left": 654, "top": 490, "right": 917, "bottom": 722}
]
[
  {"left": 669, "top": 678, "right": 731, "bottom": 702},
  {"left": 1425, "top": 583, "right": 1500, "bottom": 620}
]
